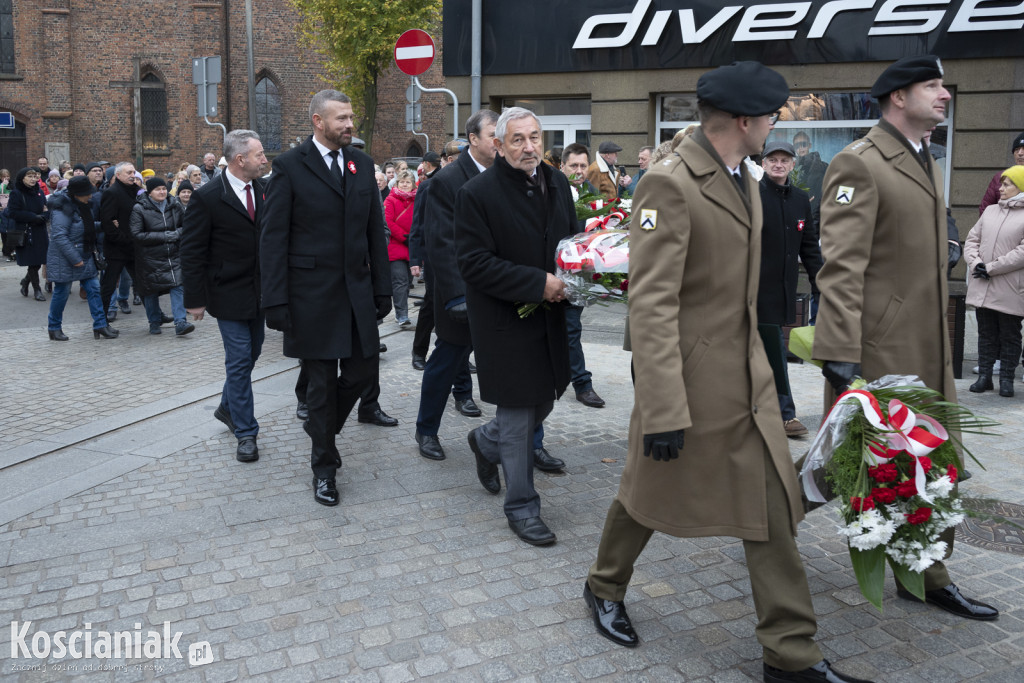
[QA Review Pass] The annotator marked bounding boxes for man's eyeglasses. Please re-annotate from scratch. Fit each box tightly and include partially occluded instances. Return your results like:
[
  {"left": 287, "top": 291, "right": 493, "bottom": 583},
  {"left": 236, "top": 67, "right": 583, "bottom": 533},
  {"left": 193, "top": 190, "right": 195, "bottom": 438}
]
[{"left": 768, "top": 111, "right": 781, "bottom": 125}]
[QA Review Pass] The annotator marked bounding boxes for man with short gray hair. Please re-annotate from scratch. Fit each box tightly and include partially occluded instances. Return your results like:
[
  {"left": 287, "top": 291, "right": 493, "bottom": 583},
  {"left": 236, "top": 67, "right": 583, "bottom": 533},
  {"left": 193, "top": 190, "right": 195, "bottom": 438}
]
[
  {"left": 182, "top": 130, "right": 268, "bottom": 463},
  {"left": 260, "top": 89, "right": 391, "bottom": 508},
  {"left": 455, "top": 107, "right": 575, "bottom": 546}
]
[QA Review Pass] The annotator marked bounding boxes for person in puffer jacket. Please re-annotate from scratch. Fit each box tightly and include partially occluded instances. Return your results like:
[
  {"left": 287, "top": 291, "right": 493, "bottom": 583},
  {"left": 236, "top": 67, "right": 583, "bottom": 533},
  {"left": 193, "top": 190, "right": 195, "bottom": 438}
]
[{"left": 130, "top": 177, "right": 194, "bottom": 336}]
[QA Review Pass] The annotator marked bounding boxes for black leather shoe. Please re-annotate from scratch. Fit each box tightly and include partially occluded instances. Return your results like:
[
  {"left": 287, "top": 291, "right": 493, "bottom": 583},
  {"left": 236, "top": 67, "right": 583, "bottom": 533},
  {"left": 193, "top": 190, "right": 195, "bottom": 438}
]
[
  {"left": 958, "top": 468, "right": 973, "bottom": 481},
  {"left": 896, "top": 583, "right": 998, "bottom": 621},
  {"left": 583, "top": 581, "right": 638, "bottom": 648},
  {"left": 576, "top": 389, "right": 606, "bottom": 408},
  {"left": 236, "top": 437, "right": 259, "bottom": 463},
  {"left": 415, "top": 431, "right": 446, "bottom": 460},
  {"left": 19, "top": 278, "right": 28, "bottom": 297},
  {"left": 454, "top": 398, "right": 482, "bottom": 417},
  {"left": 412, "top": 355, "right": 426, "bottom": 371},
  {"left": 999, "top": 378, "right": 1014, "bottom": 397},
  {"left": 296, "top": 401, "right": 309, "bottom": 421},
  {"left": 379, "top": 342, "right": 388, "bottom": 353},
  {"left": 214, "top": 405, "right": 236, "bottom": 433},
  {"left": 763, "top": 659, "right": 873, "bottom": 683},
  {"left": 533, "top": 447, "right": 565, "bottom": 472},
  {"left": 508, "top": 516, "right": 556, "bottom": 546},
  {"left": 312, "top": 477, "right": 339, "bottom": 506},
  {"left": 48, "top": 329, "right": 69, "bottom": 341},
  {"left": 468, "top": 428, "right": 500, "bottom": 494},
  {"left": 93, "top": 326, "right": 119, "bottom": 339},
  {"left": 160, "top": 313, "right": 174, "bottom": 325},
  {"left": 358, "top": 408, "right": 398, "bottom": 427}
]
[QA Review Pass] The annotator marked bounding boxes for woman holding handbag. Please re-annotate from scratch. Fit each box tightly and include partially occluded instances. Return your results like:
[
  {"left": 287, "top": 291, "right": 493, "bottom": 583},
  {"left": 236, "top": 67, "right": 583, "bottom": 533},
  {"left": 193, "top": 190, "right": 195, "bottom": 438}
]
[
  {"left": 45, "top": 176, "right": 119, "bottom": 340},
  {"left": 7, "top": 167, "right": 49, "bottom": 301},
  {"left": 383, "top": 169, "right": 417, "bottom": 327}
]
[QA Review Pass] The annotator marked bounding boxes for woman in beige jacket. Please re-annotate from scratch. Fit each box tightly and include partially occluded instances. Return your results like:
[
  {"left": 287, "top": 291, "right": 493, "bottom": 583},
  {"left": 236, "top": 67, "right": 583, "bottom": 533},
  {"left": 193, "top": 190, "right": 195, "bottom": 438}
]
[{"left": 965, "top": 166, "right": 1024, "bottom": 397}]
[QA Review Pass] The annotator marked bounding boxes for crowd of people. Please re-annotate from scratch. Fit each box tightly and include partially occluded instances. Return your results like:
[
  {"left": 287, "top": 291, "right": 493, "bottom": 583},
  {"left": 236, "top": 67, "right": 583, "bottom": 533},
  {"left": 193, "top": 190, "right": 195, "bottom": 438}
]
[{"left": 2, "top": 55, "right": 1022, "bottom": 683}]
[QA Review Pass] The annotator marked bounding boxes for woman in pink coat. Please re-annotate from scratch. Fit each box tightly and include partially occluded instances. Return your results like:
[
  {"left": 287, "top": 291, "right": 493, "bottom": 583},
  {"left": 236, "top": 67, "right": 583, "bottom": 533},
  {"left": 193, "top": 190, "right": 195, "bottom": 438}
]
[
  {"left": 383, "top": 170, "right": 417, "bottom": 327},
  {"left": 966, "top": 166, "right": 1024, "bottom": 397}
]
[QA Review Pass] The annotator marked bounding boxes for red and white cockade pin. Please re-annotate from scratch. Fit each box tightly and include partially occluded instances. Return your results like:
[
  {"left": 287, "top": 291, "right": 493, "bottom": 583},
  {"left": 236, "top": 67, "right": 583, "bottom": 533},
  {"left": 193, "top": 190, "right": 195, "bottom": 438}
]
[
  {"left": 797, "top": 219, "right": 805, "bottom": 232},
  {"left": 347, "top": 161, "right": 357, "bottom": 174}
]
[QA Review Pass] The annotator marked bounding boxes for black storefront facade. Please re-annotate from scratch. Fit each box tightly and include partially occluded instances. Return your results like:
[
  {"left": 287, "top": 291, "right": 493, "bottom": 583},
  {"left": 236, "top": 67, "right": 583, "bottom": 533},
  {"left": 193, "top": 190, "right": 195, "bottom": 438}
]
[{"left": 442, "top": 0, "right": 1024, "bottom": 249}]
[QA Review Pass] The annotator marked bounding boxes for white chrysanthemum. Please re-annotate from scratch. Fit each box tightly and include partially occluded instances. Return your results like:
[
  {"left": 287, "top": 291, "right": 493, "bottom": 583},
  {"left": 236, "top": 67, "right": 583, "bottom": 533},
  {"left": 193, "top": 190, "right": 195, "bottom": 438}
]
[
  {"left": 619, "top": 198, "right": 632, "bottom": 212},
  {"left": 570, "top": 185, "right": 579, "bottom": 202},
  {"left": 926, "top": 475, "right": 954, "bottom": 498},
  {"left": 839, "top": 509, "right": 898, "bottom": 550}
]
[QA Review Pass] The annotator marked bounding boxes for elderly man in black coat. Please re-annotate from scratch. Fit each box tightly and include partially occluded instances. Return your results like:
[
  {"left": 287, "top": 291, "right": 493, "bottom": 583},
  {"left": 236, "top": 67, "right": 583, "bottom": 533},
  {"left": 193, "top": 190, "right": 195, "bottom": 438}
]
[
  {"left": 181, "top": 130, "right": 268, "bottom": 464},
  {"left": 99, "top": 161, "right": 141, "bottom": 318},
  {"left": 260, "top": 90, "right": 391, "bottom": 507},
  {"left": 455, "top": 107, "right": 574, "bottom": 546},
  {"left": 412, "top": 110, "right": 498, "bottom": 462},
  {"left": 757, "top": 139, "right": 823, "bottom": 439}
]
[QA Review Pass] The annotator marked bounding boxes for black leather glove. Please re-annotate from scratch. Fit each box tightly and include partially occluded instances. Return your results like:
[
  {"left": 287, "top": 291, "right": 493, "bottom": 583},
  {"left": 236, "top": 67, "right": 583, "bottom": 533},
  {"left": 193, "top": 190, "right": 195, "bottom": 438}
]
[
  {"left": 447, "top": 301, "right": 468, "bottom": 324},
  {"left": 642, "top": 430, "right": 685, "bottom": 462},
  {"left": 947, "top": 241, "right": 962, "bottom": 269},
  {"left": 374, "top": 295, "right": 392, "bottom": 321},
  {"left": 972, "top": 262, "right": 990, "bottom": 280},
  {"left": 263, "top": 305, "right": 291, "bottom": 332},
  {"left": 822, "top": 361, "right": 861, "bottom": 394}
]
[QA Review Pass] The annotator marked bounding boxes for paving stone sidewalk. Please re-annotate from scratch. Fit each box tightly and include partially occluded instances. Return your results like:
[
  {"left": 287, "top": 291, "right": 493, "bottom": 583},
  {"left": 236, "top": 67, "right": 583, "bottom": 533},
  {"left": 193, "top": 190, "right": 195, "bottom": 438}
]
[{"left": 1, "top": 275, "right": 1022, "bottom": 682}]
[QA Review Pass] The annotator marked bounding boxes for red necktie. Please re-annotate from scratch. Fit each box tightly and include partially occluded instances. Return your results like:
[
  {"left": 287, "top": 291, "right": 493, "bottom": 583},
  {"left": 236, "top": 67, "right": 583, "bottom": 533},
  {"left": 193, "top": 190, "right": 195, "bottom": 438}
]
[{"left": 244, "top": 184, "right": 255, "bottom": 221}]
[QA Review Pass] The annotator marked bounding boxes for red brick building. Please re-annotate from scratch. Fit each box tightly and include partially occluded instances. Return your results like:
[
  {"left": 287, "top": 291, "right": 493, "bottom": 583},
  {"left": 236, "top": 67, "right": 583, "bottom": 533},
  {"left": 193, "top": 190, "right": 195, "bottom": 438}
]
[{"left": 0, "top": 1, "right": 450, "bottom": 174}]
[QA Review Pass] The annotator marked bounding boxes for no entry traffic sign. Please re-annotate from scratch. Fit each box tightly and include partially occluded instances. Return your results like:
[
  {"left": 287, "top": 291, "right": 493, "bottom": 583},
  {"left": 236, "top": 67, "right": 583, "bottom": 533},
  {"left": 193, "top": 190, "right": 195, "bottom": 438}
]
[{"left": 394, "top": 29, "right": 435, "bottom": 76}]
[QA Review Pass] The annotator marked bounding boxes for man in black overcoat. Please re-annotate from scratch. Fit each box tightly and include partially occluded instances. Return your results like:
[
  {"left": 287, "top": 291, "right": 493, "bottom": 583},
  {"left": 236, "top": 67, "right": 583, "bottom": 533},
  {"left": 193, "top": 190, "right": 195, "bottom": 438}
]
[
  {"left": 412, "top": 110, "right": 498, "bottom": 462},
  {"left": 260, "top": 90, "right": 391, "bottom": 507},
  {"left": 455, "top": 108, "right": 574, "bottom": 546},
  {"left": 181, "top": 130, "right": 268, "bottom": 464},
  {"left": 99, "top": 161, "right": 140, "bottom": 320}
]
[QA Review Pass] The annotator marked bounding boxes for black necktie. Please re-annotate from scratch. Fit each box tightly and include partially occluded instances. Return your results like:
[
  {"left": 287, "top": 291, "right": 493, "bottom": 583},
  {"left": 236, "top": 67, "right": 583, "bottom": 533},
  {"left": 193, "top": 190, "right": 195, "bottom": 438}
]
[
  {"left": 919, "top": 148, "right": 931, "bottom": 170},
  {"left": 328, "top": 150, "right": 344, "bottom": 192},
  {"left": 732, "top": 171, "right": 746, "bottom": 197}
]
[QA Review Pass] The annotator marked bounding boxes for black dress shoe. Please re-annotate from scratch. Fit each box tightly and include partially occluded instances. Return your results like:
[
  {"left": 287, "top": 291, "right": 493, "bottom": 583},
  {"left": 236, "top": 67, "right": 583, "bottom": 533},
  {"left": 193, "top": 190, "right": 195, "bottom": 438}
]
[
  {"left": 214, "top": 404, "right": 236, "bottom": 433},
  {"left": 358, "top": 408, "right": 399, "bottom": 427},
  {"left": 236, "top": 437, "right": 259, "bottom": 462},
  {"left": 412, "top": 355, "right": 426, "bottom": 371},
  {"left": 454, "top": 397, "right": 482, "bottom": 417},
  {"left": 508, "top": 516, "right": 556, "bottom": 546},
  {"left": 583, "top": 581, "right": 638, "bottom": 648},
  {"left": 296, "top": 401, "right": 309, "bottom": 421},
  {"left": 576, "top": 389, "right": 606, "bottom": 408},
  {"left": 468, "top": 428, "right": 500, "bottom": 494},
  {"left": 93, "top": 326, "right": 119, "bottom": 339},
  {"left": 379, "top": 342, "right": 388, "bottom": 353},
  {"left": 958, "top": 468, "right": 973, "bottom": 481},
  {"left": 764, "top": 660, "right": 873, "bottom": 683},
  {"left": 312, "top": 477, "right": 339, "bottom": 506},
  {"left": 533, "top": 447, "right": 565, "bottom": 472},
  {"left": 48, "top": 329, "right": 69, "bottom": 341},
  {"left": 160, "top": 313, "right": 174, "bottom": 325},
  {"left": 415, "top": 431, "right": 446, "bottom": 460},
  {"left": 20, "top": 278, "right": 29, "bottom": 297},
  {"left": 896, "top": 583, "right": 999, "bottom": 621}
]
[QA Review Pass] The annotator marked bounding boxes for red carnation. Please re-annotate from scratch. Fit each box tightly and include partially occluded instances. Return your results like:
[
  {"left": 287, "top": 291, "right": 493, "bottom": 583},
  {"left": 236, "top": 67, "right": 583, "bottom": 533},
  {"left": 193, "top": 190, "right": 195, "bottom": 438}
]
[
  {"left": 946, "top": 465, "right": 958, "bottom": 483},
  {"left": 894, "top": 479, "right": 919, "bottom": 498},
  {"left": 867, "top": 463, "right": 899, "bottom": 483},
  {"left": 592, "top": 273, "right": 602, "bottom": 282},
  {"left": 872, "top": 487, "right": 898, "bottom": 504},
  {"left": 906, "top": 507, "right": 932, "bottom": 525},
  {"left": 916, "top": 456, "right": 933, "bottom": 473},
  {"left": 620, "top": 279, "right": 629, "bottom": 292},
  {"left": 850, "top": 496, "right": 875, "bottom": 512}
]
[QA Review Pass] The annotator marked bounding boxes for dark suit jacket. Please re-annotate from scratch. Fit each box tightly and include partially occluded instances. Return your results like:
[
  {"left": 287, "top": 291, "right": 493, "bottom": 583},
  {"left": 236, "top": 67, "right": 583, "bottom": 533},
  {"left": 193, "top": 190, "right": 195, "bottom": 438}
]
[
  {"left": 260, "top": 136, "right": 390, "bottom": 360},
  {"left": 424, "top": 151, "right": 484, "bottom": 347},
  {"left": 455, "top": 155, "right": 573, "bottom": 406},
  {"left": 180, "top": 173, "right": 266, "bottom": 320}
]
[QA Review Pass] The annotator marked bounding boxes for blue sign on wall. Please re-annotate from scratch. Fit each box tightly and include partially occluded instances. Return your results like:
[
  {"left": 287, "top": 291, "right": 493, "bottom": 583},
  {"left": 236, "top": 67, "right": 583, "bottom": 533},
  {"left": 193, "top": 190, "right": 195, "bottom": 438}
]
[{"left": 0, "top": 112, "right": 15, "bottom": 129}]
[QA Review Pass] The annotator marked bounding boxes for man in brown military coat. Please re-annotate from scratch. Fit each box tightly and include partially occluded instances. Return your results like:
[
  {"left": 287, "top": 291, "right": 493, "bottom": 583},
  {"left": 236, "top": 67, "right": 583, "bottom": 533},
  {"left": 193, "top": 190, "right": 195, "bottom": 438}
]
[
  {"left": 813, "top": 55, "right": 999, "bottom": 622},
  {"left": 584, "top": 62, "right": 870, "bottom": 683}
]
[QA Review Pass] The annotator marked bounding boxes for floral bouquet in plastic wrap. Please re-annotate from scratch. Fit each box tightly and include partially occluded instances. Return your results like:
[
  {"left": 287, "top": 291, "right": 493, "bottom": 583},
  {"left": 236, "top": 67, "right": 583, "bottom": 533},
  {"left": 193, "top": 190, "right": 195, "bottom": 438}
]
[{"left": 790, "top": 328, "right": 996, "bottom": 611}]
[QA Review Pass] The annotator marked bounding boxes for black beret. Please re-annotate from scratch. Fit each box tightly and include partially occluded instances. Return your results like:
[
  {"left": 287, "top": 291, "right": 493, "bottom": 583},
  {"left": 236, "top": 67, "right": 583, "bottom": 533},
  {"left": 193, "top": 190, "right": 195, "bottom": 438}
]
[
  {"left": 697, "top": 61, "right": 789, "bottom": 117},
  {"left": 1013, "top": 132, "right": 1024, "bottom": 153},
  {"left": 67, "top": 176, "right": 96, "bottom": 196},
  {"left": 870, "top": 55, "right": 944, "bottom": 98},
  {"left": 145, "top": 177, "right": 167, "bottom": 193}
]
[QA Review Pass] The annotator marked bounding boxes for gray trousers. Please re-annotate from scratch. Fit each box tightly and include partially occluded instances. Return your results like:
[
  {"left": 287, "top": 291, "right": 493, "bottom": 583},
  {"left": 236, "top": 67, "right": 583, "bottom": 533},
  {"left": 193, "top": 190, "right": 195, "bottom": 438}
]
[{"left": 475, "top": 401, "right": 554, "bottom": 520}]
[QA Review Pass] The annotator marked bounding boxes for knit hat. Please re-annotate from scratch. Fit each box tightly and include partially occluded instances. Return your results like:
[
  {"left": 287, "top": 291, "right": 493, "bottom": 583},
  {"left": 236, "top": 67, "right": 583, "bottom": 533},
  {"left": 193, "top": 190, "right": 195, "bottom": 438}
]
[
  {"left": 176, "top": 179, "right": 194, "bottom": 194},
  {"left": 67, "top": 175, "right": 96, "bottom": 196},
  {"left": 141, "top": 169, "right": 156, "bottom": 179},
  {"left": 56, "top": 179, "right": 70, "bottom": 192},
  {"left": 73, "top": 163, "right": 86, "bottom": 173},
  {"left": 1013, "top": 132, "right": 1024, "bottom": 154},
  {"left": 1002, "top": 166, "right": 1024, "bottom": 193},
  {"left": 145, "top": 177, "right": 168, "bottom": 193}
]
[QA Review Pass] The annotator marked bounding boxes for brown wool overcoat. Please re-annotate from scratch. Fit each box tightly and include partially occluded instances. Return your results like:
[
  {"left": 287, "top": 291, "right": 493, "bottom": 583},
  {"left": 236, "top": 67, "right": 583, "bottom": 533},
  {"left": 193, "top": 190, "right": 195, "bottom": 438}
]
[
  {"left": 617, "top": 131, "right": 804, "bottom": 542},
  {"left": 813, "top": 121, "right": 956, "bottom": 406}
]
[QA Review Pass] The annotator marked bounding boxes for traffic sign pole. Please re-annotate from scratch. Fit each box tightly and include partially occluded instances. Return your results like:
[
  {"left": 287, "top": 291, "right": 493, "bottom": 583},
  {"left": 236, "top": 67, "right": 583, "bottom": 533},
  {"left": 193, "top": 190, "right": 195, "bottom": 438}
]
[{"left": 394, "top": 30, "right": 459, "bottom": 142}]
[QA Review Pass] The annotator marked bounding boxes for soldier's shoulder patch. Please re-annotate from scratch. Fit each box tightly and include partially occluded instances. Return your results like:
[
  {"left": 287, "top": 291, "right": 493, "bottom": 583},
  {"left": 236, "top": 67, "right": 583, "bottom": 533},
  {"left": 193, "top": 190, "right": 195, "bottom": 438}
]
[
  {"left": 835, "top": 186, "right": 855, "bottom": 204},
  {"left": 640, "top": 209, "right": 658, "bottom": 230}
]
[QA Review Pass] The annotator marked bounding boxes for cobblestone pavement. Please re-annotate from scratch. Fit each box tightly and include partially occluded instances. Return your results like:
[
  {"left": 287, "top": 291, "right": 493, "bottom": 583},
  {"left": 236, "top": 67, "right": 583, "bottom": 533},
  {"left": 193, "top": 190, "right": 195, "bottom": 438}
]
[{"left": 1, "top": 262, "right": 1022, "bottom": 682}]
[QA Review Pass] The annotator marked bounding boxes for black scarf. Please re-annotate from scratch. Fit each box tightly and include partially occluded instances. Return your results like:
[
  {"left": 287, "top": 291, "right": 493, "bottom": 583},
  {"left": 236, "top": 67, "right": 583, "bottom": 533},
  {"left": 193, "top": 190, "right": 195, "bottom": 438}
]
[{"left": 75, "top": 198, "right": 96, "bottom": 249}]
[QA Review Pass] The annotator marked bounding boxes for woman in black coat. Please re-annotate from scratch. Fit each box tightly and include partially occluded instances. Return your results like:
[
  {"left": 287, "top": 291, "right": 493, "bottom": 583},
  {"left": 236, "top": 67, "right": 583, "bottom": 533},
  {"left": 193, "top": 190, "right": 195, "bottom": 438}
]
[
  {"left": 8, "top": 167, "right": 50, "bottom": 301},
  {"left": 129, "top": 178, "right": 193, "bottom": 336}
]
